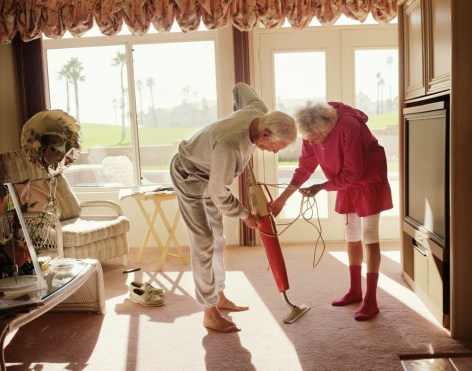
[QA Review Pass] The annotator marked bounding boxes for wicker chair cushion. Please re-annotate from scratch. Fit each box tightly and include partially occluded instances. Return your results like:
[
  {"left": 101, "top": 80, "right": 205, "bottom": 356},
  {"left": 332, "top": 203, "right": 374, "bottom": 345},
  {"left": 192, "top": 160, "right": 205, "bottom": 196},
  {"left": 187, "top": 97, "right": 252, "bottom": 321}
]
[
  {"left": 1, "top": 150, "right": 81, "bottom": 220},
  {"left": 14, "top": 179, "right": 52, "bottom": 213},
  {"left": 0, "top": 150, "right": 46, "bottom": 185},
  {"left": 60, "top": 216, "right": 130, "bottom": 247},
  {"left": 54, "top": 175, "right": 81, "bottom": 220},
  {"left": 63, "top": 234, "right": 129, "bottom": 262}
]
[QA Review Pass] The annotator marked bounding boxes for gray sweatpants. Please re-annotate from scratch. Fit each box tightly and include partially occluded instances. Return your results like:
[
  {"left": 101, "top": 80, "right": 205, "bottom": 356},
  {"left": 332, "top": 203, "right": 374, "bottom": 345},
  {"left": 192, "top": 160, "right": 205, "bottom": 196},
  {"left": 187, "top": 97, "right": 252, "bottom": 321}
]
[{"left": 170, "top": 155, "right": 226, "bottom": 307}]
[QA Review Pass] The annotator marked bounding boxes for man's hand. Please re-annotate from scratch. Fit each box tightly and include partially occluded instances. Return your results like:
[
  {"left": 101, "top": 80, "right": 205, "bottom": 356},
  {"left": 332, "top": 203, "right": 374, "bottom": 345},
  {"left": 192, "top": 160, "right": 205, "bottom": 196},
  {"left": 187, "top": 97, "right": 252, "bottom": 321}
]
[
  {"left": 243, "top": 214, "right": 261, "bottom": 229},
  {"left": 269, "top": 198, "right": 286, "bottom": 217}
]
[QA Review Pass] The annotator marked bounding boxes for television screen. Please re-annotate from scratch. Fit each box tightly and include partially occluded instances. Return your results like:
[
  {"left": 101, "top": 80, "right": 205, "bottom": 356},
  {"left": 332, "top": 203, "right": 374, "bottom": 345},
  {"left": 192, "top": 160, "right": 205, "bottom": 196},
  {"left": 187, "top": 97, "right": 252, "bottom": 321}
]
[{"left": 405, "top": 107, "right": 448, "bottom": 246}]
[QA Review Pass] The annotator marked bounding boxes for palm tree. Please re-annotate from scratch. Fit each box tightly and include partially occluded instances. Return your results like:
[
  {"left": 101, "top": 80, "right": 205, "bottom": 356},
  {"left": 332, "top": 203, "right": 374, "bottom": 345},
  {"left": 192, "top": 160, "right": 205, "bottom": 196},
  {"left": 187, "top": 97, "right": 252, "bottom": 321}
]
[
  {"left": 136, "top": 79, "right": 144, "bottom": 127},
  {"left": 182, "top": 85, "right": 190, "bottom": 103},
  {"left": 57, "top": 65, "right": 71, "bottom": 114},
  {"left": 376, "top": 72, "right": 385, "bottom": 115},
  {"left": 146, "top": 77, "right": 156, "bottom": 126},
  {"left": 111, "top": 52, "right": 127, "bottom": 143},
  {"left": 386, "top": 55, "right": 394, "bottom": 112},
  {"left": 112, "top": 99, "right": 118, "bottom": 124},
  {"left": 379, "top": 77, "right": 385, "bottom": 114},
  {"left": 66, "top": 57, "right": 85, "bottom": 122}
]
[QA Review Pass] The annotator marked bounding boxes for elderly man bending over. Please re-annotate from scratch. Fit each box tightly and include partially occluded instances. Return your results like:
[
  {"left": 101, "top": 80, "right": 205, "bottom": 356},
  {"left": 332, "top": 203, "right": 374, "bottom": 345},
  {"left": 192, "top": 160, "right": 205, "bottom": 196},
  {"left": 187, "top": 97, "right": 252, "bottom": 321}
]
[{"left": 170, "top": 82, "right": 296, "bottom": 333}]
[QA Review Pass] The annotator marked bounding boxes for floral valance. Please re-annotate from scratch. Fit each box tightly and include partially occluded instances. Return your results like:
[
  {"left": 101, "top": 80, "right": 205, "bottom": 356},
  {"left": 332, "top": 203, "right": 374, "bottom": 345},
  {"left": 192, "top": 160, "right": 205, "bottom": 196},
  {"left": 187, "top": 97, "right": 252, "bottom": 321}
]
[{"left": 0, "top": 0, "right": 397, "bottom": 44}]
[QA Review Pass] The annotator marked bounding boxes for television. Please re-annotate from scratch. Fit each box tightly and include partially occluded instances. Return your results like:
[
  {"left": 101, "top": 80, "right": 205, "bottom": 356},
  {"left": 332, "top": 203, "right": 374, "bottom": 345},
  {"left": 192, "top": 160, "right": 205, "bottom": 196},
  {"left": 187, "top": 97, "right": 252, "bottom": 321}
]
[{"left": 404, "top": 101, "right": 449, "bottom": 249}]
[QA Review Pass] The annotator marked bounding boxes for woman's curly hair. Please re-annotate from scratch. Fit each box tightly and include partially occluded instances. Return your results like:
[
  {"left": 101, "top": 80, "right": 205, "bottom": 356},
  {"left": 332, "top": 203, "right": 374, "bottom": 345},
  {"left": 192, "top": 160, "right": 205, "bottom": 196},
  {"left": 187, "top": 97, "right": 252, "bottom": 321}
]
[{"left": 295, "top": 102, "right": 337, "bottom": 138}]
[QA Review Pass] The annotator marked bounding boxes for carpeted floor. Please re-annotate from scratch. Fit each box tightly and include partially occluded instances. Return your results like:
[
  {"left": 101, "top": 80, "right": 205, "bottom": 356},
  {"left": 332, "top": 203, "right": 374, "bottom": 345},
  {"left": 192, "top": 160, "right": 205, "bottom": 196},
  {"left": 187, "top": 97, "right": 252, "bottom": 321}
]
[{"left": 4, "top": 241, "right": 472, "bottom": 370}]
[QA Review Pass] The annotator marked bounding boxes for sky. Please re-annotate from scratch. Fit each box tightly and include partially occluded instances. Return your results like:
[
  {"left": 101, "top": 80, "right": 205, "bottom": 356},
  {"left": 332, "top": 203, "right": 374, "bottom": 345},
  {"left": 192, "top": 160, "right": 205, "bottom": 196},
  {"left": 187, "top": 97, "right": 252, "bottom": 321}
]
[
  {"left": 44, "top": 13, "right": 398, "bottom": 125},
  {"left": 46, "top": 41, "right": 217, "bottom": 124}
]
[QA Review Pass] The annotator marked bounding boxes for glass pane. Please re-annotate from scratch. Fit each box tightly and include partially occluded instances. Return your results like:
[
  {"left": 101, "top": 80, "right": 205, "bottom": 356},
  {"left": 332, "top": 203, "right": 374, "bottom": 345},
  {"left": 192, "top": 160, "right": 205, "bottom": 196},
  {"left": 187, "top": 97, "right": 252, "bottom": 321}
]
[
  {"left": 273, "top": 51, "right": 329, "bottom": 219},
  {"left": 355, "top": 49, "right": 399, "bottom": 216},
  {"left": 132, "top": 41, "right": 217, "bottom": 186},
  {"left": 46, "top": 45, "right": 131, "bottom": 187}
]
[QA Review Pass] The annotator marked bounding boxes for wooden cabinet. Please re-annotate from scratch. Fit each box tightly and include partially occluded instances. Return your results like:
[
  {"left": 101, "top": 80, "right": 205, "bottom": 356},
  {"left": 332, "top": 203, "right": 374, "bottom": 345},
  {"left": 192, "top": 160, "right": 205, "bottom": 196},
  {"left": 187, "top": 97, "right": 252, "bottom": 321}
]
[
  {"left": 402, "top": 223, "right": 449, "bottom": 328},
  {"left": 402, "top": 0, "right": 425, "bottom": 99},
  {"left": 399, "top": 0, "right": 472, "bottom": 340},
  {"left": 399, "top": 0, "right": 453, "bottom": 333},
  {"left": 401, "top": 0, "right": 451, "bottom": 100},
  {"left": 425, "top": 0, "right": 451, "bottom": 95}
]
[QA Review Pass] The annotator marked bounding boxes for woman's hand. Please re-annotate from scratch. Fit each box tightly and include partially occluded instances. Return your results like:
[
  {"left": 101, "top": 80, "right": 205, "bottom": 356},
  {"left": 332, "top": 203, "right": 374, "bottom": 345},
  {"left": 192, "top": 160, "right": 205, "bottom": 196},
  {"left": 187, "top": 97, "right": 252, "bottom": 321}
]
[
  {"left": 300, "top": 183, "right": 324, "bottom": 198},
  {"left": 243, "top": 214, "right": 261, "bottom": 229}
]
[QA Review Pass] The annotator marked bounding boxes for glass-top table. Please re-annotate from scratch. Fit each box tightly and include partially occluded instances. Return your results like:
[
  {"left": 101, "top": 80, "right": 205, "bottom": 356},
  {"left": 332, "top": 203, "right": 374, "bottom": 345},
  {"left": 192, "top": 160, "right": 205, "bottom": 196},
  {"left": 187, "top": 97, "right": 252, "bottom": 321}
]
[
  {"left": 0, "top": 258, "right": 105, "bottom": 370},
  {"left": 0, "top": 258, "right": 88, "bottom": 302}
]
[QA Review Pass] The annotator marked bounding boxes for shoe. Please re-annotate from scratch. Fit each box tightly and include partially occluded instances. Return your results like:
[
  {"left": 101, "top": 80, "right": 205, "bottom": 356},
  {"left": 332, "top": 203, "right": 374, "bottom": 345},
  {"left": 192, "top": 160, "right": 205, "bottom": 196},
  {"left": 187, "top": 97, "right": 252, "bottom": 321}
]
[
  {"left": 130, "top": 288, "right": 165, "bottom": 307},
  {"left": 130, "top": 281, "right": 164, "bottom": 296}
]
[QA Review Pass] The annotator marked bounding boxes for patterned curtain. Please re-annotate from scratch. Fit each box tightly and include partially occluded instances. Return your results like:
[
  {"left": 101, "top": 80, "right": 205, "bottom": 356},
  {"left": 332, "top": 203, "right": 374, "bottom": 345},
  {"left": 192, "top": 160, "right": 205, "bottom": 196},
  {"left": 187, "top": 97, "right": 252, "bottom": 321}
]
[
  {"left": 12, "top": 36, "right": 47, "bottom": 131},
  {"left": 0, "top": 0, "right": 397, "bottom": 44}
]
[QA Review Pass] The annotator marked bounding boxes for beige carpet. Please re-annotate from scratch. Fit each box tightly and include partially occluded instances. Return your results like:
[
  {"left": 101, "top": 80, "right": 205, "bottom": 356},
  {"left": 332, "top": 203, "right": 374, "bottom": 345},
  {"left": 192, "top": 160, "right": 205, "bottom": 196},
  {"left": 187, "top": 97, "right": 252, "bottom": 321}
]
[{"left": 5, "top": 241, "right": 472, "bottom": 370}]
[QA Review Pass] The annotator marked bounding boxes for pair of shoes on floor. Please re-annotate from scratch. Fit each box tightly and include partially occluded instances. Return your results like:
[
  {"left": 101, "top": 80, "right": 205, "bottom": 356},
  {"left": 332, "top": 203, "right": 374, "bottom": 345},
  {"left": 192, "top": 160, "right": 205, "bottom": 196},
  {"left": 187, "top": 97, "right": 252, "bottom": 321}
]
[
  {"left": 130, "top": 281, "right": 164, "bottom": 296},
  {"left": 130, "top": 282, "right": 165, "bottom": 307}
]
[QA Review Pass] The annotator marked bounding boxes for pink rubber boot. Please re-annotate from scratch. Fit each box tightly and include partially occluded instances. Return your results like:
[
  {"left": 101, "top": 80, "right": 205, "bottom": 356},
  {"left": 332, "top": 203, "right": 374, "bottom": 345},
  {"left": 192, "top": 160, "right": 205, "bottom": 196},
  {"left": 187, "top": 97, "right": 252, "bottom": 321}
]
[
  {"left": 332, "top": 265, "right": 363, "bottom": 306},
  {"left": 355, "top": 272, "right": 379, "bottom": 320}
]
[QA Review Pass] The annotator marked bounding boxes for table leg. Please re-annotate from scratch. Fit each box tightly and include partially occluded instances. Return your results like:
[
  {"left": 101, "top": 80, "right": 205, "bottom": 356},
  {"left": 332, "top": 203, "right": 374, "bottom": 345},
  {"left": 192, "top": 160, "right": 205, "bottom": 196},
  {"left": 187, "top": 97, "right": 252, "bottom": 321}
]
[
  {"left": 0, "top": 319, "right": 9, "bottom": 371},
  {"left": 169, "top": 211, "right": 188, "bottom": 265},
  {"left": 135, "top": 199, "right": 164, "bottom": 263},
  {"left": 155, "top": 201, "right": 188, "bottom": 271}
]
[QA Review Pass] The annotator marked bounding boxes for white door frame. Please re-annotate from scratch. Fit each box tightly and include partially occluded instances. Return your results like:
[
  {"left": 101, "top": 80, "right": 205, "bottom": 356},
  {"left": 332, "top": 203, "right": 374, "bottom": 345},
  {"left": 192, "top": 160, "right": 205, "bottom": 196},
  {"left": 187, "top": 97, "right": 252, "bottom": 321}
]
[{"left": 252, "top": 23, "right": 399, "bottom": 243}]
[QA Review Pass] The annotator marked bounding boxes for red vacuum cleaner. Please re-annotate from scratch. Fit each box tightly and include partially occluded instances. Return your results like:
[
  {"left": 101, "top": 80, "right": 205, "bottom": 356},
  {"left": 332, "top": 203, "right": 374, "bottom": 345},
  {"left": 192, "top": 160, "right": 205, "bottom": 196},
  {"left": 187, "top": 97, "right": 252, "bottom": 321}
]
[{"left": 247, "top": 165, "right": 310, "bottom": 324}]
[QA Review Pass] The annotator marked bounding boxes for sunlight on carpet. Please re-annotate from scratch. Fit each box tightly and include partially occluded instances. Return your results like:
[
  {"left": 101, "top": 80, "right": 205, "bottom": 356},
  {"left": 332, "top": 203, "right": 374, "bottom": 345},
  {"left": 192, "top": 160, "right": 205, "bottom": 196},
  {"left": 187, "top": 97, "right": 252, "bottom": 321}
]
[
  {"left": 6, "top": 243, "right": 472, "bottom": 371},
  {"left": 104, "top": 269, "right": 304, "bottom": 370}
]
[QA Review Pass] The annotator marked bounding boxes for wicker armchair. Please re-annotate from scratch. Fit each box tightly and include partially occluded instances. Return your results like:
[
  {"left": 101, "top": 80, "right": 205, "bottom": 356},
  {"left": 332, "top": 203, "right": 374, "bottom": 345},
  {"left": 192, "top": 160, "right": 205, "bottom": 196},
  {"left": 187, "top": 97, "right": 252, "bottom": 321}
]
[{"left": 0, "top": 150, "right": 130, "bottom": 265}]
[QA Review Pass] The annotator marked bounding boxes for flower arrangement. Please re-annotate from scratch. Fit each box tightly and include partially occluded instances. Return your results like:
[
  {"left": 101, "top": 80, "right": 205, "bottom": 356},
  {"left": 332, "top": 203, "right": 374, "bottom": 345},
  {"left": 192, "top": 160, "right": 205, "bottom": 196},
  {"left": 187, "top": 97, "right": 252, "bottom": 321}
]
[{"left": 0, "top": 193, "right": 33, "bottom": 278}]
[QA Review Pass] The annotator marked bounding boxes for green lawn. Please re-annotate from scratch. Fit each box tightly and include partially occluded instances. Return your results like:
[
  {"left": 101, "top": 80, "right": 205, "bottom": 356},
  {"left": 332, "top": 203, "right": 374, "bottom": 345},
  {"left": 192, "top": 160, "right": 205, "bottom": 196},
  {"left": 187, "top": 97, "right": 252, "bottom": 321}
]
[
  {"left": 367, "top": 113, "right": 398, "bottom": 129},
  {"left": 80, "top": 112, "right": 398, "bottom": 153},
  {"left": 80, "top": 124, "right": 198, "bottom": 152}
]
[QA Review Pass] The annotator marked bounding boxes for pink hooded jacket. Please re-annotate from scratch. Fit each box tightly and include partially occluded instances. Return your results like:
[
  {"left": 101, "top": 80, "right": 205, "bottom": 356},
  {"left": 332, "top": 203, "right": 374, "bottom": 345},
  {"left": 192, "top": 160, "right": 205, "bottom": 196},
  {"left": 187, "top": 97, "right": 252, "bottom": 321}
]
[{"left": 291, "top": 102, "right": 393, "bottom": 217}]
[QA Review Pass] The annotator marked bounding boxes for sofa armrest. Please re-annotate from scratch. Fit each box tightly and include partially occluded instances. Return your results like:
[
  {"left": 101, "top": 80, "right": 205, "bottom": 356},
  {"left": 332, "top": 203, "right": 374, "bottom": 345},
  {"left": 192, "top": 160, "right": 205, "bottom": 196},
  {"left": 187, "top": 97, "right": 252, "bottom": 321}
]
[{"left": 79, "top": 200, "right": 124, "bottom": 217}]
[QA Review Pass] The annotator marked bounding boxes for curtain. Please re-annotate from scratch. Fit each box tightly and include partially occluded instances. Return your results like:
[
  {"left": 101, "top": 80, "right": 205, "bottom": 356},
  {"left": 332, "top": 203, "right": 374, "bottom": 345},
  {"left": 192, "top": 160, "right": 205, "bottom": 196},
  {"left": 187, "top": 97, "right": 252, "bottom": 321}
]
[
  {"left": 233, "top": 27, "right": 257, "bottom": 246},
  {"left": 0, "top": 0, "right": 397, "bottom": 44},
  {"left": 12, "top": 36, "right": 46, "bottom": 127}
]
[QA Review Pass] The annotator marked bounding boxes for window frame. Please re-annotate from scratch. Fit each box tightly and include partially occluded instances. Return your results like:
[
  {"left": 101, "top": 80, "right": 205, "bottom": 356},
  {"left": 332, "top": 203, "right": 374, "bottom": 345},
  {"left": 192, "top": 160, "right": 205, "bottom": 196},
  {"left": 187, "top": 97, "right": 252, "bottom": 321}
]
[{"left": 41, "top": 26, "right": 235, "bottom": 192}]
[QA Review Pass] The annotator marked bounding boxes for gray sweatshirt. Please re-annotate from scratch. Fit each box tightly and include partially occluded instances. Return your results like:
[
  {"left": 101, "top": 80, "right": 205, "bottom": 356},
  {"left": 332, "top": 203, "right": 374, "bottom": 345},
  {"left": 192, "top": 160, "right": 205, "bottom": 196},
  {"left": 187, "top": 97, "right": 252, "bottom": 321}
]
[{"left": 177, "top": 82, "right": 268, "bottom": 219}]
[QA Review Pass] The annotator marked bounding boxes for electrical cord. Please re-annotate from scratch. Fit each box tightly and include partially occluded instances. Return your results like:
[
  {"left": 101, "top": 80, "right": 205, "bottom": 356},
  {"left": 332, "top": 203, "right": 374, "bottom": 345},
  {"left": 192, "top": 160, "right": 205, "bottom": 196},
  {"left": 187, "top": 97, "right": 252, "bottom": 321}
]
[{"left": 247, "top": 179, "right": 326, "bottom": 269}]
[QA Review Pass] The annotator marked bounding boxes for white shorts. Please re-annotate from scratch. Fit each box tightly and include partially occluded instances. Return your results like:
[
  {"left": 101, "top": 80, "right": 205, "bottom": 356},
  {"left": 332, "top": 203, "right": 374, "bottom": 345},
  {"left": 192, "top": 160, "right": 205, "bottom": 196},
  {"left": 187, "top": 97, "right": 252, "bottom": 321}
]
[{"left": 344, "top": 213, "right": 380, "bottom": 244}]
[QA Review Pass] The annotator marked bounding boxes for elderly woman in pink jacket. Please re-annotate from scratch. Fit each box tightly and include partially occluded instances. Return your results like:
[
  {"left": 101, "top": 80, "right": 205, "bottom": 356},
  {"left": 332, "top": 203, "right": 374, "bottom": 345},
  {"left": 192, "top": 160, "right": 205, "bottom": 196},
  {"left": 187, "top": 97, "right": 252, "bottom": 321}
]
[{"left": 271, "top": 101, "right": 393, "bottom": 320}]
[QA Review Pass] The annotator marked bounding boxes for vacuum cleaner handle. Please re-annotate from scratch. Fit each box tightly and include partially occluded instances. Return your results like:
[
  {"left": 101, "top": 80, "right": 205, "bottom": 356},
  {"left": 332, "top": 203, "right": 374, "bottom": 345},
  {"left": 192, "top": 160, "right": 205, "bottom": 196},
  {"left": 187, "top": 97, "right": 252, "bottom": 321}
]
[{"left": 247, "top": 165, "right": 270, "bottom": 217}]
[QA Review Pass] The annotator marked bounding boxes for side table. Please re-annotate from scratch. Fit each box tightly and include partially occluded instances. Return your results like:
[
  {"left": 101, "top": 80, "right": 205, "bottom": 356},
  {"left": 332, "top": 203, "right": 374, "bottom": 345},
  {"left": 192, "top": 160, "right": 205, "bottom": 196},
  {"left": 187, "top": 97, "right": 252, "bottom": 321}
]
[
  {"left": 131, "top": 191, "right": 188, "bottom": 271},
  {"left": 0, "top": 259, "right": 105, "bottom": 370}
]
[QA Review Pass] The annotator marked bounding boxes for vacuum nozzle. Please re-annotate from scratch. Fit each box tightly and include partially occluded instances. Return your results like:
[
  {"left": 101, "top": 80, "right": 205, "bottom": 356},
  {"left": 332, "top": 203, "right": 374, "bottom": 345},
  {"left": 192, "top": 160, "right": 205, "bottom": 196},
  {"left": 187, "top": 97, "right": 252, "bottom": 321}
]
[{"left": 282, "top": 291, "right": 311, "bottom": 324}]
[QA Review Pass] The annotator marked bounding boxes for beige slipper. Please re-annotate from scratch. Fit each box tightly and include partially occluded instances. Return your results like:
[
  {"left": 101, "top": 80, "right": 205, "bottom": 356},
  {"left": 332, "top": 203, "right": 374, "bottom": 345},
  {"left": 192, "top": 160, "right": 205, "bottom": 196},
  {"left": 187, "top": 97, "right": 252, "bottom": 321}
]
[
  {"left": 130, "top": 281, "right": 164, "bottom": 296},
  {"left": 130, "top": 288, "right": 165, "bottom": 307}
]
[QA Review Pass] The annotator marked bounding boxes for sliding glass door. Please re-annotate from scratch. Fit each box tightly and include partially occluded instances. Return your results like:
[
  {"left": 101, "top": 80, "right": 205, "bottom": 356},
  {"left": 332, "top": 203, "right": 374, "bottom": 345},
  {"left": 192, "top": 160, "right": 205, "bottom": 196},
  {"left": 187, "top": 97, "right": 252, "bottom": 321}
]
[{"left": 254, "top": 25, "right": 399, "bottom": 242}]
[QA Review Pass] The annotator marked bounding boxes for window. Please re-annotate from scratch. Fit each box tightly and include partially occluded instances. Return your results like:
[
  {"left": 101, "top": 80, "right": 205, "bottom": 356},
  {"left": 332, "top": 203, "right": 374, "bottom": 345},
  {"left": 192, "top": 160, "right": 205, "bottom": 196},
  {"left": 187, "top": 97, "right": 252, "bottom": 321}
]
[
  {"left": 273, "top": 51, "right": 329, "bottom": 219},
  {"left": 354, "top": 48, "right": 399, "bottom": 217},
  {"left": 255, "top": 23, "right": 399, "bottom": 241},
  {"left": 42, "top": 27, "right": 233, "bottom": 188}
]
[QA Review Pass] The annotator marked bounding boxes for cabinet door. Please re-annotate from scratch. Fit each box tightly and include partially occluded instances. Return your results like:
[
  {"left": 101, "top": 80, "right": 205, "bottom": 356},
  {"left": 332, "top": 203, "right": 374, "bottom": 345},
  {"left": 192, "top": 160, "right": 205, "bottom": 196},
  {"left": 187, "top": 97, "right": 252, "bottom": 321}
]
[
  {"left": 403, "top": 0, "right": 426, "bottom": 100},
  {"left": 425, "top": 0, "right": 451, "bottom": 94}
]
